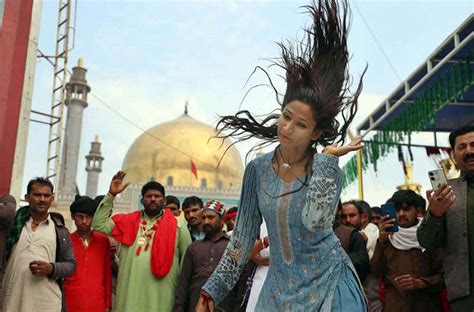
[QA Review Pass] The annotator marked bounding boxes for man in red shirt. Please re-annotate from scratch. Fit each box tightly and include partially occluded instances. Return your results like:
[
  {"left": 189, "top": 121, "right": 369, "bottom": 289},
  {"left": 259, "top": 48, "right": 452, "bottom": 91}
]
[{"left": 64, "top": 195, "right": 112, "bottom": 312}]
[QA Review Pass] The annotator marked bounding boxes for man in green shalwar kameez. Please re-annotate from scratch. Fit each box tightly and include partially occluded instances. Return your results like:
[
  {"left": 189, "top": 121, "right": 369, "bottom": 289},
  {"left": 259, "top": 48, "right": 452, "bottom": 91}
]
[{"left": 93, "top": 171, "right": 191, "bottom": 312}]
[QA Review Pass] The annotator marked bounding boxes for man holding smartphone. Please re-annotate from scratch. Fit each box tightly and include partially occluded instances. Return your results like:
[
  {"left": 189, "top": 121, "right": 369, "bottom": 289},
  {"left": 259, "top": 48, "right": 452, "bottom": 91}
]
[
  {"left": 418, "top": 122, "right": 474, "bottom": 311},
  {"left": 372, "top": 190, "right": 444, "bottom": 312}
]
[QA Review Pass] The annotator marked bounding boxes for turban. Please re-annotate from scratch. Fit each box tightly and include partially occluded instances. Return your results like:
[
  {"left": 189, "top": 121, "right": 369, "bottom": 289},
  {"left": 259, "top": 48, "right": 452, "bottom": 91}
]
[{"left": 70, "top": 195, "right": 99, "bottom": 215}]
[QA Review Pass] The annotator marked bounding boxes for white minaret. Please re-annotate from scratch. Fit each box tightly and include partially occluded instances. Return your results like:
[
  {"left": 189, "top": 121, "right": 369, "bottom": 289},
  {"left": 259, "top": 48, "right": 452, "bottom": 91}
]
[
  {"left": 85, "top": 135, "right": 103, "bottom": 198},
  {"left": 60, "top": 58, "right": 91, "bottom": 195}
]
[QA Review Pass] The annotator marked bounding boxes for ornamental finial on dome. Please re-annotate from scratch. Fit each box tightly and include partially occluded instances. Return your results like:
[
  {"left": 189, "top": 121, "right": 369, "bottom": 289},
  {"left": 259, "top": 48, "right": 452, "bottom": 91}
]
[{"left": 184, "top": 101, "right": 188, "bottom": 115}]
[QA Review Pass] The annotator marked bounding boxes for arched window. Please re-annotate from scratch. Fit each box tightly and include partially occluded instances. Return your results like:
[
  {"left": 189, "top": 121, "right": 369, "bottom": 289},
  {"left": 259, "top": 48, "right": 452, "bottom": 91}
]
[
  {"left": 200, "top": 178, "right": 207, "bottom": 189},
  {"left": 167, "top": 176, "right": 173, "bottom": 186},
  {"left": 217, "top": 180, "right": 223, "bottom": 190}
]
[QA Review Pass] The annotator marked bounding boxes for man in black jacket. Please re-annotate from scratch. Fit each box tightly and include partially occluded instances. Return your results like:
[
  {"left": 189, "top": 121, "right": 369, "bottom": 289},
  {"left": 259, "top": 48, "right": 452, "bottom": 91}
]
[
  {"left": 175, "top": 200, "right": 243, "bottom": 312},
  {"left": 334, "top": 201, "right": 370, "bottom": 283},
  {"left": 1, "top": 178, "right": 76, "bottom": 312}
]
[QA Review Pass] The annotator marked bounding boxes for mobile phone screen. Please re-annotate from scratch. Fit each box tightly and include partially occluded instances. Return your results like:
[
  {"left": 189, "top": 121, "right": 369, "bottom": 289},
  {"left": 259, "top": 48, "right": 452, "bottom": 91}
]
[{"left": 380, "top": 202, "right": 399, "bottom": 233}]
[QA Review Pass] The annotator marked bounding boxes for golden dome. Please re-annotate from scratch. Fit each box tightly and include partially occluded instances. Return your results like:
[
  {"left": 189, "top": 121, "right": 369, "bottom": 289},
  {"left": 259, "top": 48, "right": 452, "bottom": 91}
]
[{"left": 122, "top": 114, "right": 244, "bottom": 190}]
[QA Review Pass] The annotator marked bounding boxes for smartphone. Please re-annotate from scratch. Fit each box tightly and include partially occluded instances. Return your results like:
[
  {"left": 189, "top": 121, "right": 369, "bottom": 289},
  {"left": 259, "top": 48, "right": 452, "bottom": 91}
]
[
  {"left": 428, "top": 169, "right": 448, "bottom": 192},
  {"left": 380, "top": 202, "right": 399, "bottom": 233}
]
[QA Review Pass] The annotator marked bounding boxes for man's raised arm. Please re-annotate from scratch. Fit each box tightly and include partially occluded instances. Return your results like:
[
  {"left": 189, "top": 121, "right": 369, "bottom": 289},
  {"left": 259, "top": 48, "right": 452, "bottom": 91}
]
[{"left": 92, "top": 171, "right": 130, "bottom": 235}]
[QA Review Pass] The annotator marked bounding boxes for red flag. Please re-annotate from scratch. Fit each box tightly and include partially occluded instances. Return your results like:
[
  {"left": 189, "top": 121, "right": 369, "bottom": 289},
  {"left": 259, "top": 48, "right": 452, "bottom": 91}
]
[{"left": 190, "top": 159, "right": 198, "bottom": 179}]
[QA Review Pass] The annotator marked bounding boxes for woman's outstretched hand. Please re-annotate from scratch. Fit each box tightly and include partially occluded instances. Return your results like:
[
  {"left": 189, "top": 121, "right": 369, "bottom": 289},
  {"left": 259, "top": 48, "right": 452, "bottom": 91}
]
[{"left": 323, "top": 136, "right": 363, "bottom": 157}]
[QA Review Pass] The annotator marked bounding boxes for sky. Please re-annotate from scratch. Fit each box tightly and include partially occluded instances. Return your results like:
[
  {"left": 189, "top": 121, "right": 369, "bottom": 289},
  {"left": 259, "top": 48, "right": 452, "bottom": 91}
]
[{"left": 23, "top": 0, "right": 472, "bottom": 207}]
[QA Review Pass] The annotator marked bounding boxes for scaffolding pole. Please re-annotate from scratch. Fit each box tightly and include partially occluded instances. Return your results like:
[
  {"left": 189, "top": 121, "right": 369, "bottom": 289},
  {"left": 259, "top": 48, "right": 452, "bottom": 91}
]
[{"left": 44, "top": 0, "right": 72, "bottom": 187}]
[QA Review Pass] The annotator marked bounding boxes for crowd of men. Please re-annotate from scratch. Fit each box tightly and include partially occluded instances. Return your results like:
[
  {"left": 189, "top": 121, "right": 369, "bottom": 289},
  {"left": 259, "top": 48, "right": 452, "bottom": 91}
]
[{"left": 0, "top": 123, "right": 471, "bottom": 311}]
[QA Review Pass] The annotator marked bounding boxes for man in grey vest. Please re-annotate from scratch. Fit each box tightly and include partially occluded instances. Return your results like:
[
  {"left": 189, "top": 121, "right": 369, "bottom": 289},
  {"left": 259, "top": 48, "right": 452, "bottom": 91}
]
[{"left": 418, "top": 122, "right": 474, "bottom": 311}]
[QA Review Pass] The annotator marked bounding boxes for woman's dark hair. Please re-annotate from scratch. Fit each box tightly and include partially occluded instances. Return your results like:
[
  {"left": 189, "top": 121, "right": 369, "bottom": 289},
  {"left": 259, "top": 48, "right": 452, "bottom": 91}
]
[{"left": 215, "top": 0, "right": 365, "bottom": 159}]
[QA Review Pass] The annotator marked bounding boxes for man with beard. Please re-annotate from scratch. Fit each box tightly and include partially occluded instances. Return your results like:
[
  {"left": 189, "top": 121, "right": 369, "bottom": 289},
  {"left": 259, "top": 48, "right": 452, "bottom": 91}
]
[
  {"left": 92, "top": 171, "right": 191, "bottom": 312},
  {"left": 64, "top": 195, "right": 112, "bottom": 312},
  {"left": 372, "top": 190, "right": 444, "bottom": 312},
  {"left": 174, "top": 200, "right": 239, "bottom": 312},
  {"left": 342, "top": 200, "right": 379, "bottom": 259},
  {"left": 1, "top": 178, "right": 76, "bottom": 312},
  {"left": 418, "top": 122, "right": 474, "bottom": 310},
  {"left": 182, "top": 196, "right": 205, "bottom": 241},
  {"left": 342, "top": 200, "right": 380, "bottom": 310},
  {"left": 335, "top": 201, "right": 370, "bottom": 283}
]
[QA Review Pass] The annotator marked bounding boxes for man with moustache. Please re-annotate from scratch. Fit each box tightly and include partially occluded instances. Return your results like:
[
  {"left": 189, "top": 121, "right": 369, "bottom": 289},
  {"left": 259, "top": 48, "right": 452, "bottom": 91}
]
[
  {"left": 418, "top": 122, "right": 474, "bottom": 310},
  {"left": 1, "top": 178, "right": 76, "bottom": 312},
  {"left": 174, "top": 200, "right": 239, "bottom": 312},
  {"left": 373, "top": 190, "right": 444, "bottom": 312},
  {"left": 342, "top": 200, "right": 382, "bottom": 311},
  {"left": 336, "top": 201, "right": 371, "bottom": 283},
  {"left": 342, "top": 200, "right": 379, "bottom": 259},
  {"left": 92, "top": 171, "right": 191, "bottom": 312},
  {"left": 182, "top": 196, "right": 205, "bottom": 241}
]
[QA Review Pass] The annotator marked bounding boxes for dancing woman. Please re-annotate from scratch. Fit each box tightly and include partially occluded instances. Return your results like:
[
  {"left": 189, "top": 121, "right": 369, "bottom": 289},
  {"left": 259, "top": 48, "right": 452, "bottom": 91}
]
[{"left": 197, "top": 0, "right": 367, "bottom": 311}]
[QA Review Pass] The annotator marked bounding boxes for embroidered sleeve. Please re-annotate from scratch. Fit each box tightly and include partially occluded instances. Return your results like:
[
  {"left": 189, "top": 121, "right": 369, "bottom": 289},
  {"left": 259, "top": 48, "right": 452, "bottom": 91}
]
[
  {"left": 202, "top": 160, "right": 262, "bottom": 304},
  {"left": 301, "top": 153, "right": 342, "bottom": 231}
]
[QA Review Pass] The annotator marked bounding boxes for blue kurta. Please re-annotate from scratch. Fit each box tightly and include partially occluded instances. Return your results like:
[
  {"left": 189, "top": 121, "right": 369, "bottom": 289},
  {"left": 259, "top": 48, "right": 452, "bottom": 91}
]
[{"left": 203, "top": 151, "right": 367, "bottom": 311}]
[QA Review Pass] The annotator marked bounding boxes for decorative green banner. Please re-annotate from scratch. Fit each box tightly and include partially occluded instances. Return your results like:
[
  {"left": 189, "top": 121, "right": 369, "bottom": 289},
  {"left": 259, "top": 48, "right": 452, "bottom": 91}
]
[{"left": 342, "top": 52, "right": 473, "bottom": 190}]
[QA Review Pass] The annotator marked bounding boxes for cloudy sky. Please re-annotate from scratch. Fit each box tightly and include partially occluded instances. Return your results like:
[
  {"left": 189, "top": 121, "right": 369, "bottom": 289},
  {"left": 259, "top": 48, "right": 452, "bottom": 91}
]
[{"left": 23, "top": 0, "right": 471, "bottom": 206}]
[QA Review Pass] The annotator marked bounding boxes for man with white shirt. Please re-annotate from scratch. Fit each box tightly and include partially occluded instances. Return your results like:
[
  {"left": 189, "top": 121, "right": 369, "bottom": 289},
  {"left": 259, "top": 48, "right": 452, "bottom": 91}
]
[
  {"left": 342, "top": 200, "right": 382, "bottom": 310},
  {"left": 342, "top": 200, "right": 379, "bottom": 259},
  {"left": 2, "top": 178, "right": 76, "bottom": 312}
]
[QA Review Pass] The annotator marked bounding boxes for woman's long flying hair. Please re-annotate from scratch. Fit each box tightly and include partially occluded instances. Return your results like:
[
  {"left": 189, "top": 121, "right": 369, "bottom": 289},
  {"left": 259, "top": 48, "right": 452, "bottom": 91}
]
[{"left": 215, "top": 0, "right": 366, "bottom": 162}]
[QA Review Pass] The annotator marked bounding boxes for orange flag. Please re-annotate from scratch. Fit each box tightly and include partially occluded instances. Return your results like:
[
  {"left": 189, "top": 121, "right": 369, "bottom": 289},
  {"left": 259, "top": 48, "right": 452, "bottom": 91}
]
[{"left": 190, "top": 159, "right": 198, "bottom": 179}]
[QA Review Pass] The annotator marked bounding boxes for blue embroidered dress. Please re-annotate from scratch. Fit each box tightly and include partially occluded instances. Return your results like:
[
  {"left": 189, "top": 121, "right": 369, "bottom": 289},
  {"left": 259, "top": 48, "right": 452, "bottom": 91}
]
[{"left": 203, "top": 151, "right": 367, "bottom": 311}]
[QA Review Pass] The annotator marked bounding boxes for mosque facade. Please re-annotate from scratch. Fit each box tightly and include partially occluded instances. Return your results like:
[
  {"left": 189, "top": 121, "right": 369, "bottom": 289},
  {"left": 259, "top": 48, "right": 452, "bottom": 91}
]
[{"left": 52, "top": 61, "right": 244, "bottom": 228}]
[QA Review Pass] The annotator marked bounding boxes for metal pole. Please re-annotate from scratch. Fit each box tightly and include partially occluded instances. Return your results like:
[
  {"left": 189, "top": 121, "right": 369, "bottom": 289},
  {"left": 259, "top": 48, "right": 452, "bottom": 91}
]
[
  {"left": 349, "top": 129, "right": 364, "bottom": 200},
  {"left": 356, "top": 149, "right": 364, "bottom": 200}
]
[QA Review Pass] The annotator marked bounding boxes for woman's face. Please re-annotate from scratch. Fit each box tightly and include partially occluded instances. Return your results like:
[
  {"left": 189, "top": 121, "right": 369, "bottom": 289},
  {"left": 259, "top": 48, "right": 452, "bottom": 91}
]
[{"left": 277, "top": 100, "right": 320, "bottom": 149}]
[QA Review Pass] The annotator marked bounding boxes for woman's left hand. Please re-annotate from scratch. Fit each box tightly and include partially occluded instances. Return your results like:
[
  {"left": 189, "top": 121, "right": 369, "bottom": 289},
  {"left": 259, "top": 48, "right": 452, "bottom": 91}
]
[{"left": 323, "top": 136, "right": 363, "bottom": 157}]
